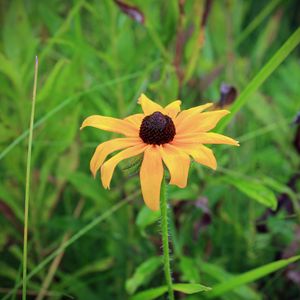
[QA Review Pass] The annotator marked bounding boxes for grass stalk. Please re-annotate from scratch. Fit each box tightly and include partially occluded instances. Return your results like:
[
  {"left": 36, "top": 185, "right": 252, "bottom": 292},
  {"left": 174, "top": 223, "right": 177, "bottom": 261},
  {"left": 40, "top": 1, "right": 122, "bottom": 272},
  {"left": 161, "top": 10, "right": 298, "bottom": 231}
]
[
  {"left": 4, "top": 193, "right": 137, "bottom": 300},
  {"left": 22, "top": 56, "right": 39, "bottom": 300},
  {"left": 0, "top": 71, "right": 142, "bottom": 161},
  {"left": 235, "top": 0, "right": 282, "bottom": 47},
  {"left": 217, "top": 26, "right": 300, "bottom": 132},
  {"left": 36, "top": 199, "right": 85, "bottom": 300},
  {"left": 160, "top": 176, "right": 174, "bottom": 300}
]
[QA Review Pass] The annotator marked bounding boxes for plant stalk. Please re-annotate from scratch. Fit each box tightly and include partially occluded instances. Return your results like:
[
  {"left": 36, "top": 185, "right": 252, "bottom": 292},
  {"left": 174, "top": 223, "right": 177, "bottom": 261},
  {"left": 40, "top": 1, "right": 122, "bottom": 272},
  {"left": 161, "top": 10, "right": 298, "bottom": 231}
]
[
  {"left": 22, "top": 56, "right": 38, "bottom": 300},
  {"left": 160, "top": 176, "right": 175, "bottom": 300}
]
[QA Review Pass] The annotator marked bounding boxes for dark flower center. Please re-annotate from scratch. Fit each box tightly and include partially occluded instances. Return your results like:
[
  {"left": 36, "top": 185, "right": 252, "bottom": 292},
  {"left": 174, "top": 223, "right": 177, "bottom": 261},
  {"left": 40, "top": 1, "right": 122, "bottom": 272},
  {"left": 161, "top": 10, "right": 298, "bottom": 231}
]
[{"left": 139, "top": 111, "right": 176, "bottom": 145}]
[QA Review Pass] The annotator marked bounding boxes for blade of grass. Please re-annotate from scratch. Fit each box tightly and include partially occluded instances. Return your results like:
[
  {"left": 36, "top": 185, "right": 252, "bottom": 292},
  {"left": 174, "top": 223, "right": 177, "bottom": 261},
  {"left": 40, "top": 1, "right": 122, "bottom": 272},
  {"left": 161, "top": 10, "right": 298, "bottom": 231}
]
[
  {"left": 235, "top": 0, "right": 282, "bottom": 47},
  {"left": 217, "top": 27, "right": 300, "bottom": 132},
  {"left": 0, "top": 71, "right": 142, "bottom": 161},
  {"left": 22, "top": 56, "right": 38, "bottom": 300},
  {"left": 3, "top": 192, "right": 138, "bottom": 300},
  {"left": 207, "top": 255, "right": 300, "bottom": 298},
  {"left": 36, "top": 198, "right": 85, "bottom": 300}
]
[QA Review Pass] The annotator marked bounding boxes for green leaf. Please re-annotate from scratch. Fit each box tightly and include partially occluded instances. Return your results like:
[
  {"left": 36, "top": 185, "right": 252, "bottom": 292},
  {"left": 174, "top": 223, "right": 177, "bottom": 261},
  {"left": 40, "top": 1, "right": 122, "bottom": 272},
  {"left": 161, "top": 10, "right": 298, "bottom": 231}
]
[
  {"left": 173, "top": 283, "right": 211, "bottom": 294},
  {"left": 37, "top": 59, "right": 68, "bottom": 102},
  {"left": 126, "top": 257, "right": 162, "bottom": 294},
  {"left": 179, "top": 256, "right": 201, "bottom": 283},
  {"left": 224, "top": 176, "right": 277, "bottom": 210},
  {"left": 136, "top": 206, "right": 161, "bottom": 230},
  {"left": 130, "top": 283, "right": 211, "bottom": 300},
  {"left": 130, "top": 286, "right": 167, "bottom": 300},
  {"left": 200, "top": 261, "right": 261, "bottom": 300},
  {"left": 120, "top": 154, "right": 143, "bottom": 177},
  {"left": 208, "top": 255, "right": 300, "bottom": 298},
  {"left": 68, "top": 172, "right": 110, "bottom": 204},
  {"left": 74, "top": 257, "right": 114, "bottom": 277}
]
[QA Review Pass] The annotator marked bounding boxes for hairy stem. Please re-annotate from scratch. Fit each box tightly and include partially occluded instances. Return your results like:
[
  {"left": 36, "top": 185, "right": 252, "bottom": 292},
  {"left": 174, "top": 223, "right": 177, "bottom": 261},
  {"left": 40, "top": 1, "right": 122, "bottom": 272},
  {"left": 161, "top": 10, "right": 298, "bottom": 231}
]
[{"left": 160, "top": 176, "right": 174, "bottom": 300}]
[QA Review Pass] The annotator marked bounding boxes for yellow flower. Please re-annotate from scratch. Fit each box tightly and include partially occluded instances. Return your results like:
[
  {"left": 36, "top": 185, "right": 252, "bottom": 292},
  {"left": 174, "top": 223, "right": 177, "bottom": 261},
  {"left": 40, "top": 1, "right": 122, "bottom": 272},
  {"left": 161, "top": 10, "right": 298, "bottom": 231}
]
[{"left": 81, "top": 94, "right": 239, "bottom": 211}]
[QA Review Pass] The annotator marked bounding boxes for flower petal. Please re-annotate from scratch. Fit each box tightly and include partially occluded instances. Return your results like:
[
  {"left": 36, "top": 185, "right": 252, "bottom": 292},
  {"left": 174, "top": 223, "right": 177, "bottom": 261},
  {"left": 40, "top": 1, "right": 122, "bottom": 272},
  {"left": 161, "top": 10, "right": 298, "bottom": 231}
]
[
  {"left": 173, "top": 142, "right": 217, "bottom": 170},
  {"left": 101, "top": 144, "right": 148, "bottom": 189},
  {"left": 176, "top": 110, "right": 230, "bottom": 134},
  {"left": 138, "top": 94, "right": 164, "bottom": 115},
  {"left": 164, "top": 100, "right": 182, "bottom": 119},
  {"left": 90, "top": 138, "right": 141, "bottom": 177},
  {"left": 140, "top": 146, "right": 163, "bottom": 211},
  {"left": 174, "top": 103, "right": 213, "bottom": 127},
  {"left": 159, "top": 144, "right": 190, "bottom": 188},
  {"left": 124, "top": 114, "right": 144, "bottom": 128},
  {"left": 81, "top": 115, "right": 138, "bottom": 137},
  {"left": 174, "top": 132, "right": 240, "bottom": 146}
]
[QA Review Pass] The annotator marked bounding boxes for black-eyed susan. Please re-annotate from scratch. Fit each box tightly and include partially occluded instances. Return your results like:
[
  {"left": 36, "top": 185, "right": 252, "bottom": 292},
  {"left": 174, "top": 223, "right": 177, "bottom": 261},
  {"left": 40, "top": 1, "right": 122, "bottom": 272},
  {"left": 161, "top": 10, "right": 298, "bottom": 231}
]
[{"left": 81, "top": 94, "right": 239, "bottom": 211}]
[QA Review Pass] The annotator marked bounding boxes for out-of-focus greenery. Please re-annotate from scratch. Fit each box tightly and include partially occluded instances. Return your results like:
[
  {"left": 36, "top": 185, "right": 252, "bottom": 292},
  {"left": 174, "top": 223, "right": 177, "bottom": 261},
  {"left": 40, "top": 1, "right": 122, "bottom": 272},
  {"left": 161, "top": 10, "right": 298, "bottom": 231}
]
[{"left": 0, "top": 0, "right": 300, "bottom": 299}]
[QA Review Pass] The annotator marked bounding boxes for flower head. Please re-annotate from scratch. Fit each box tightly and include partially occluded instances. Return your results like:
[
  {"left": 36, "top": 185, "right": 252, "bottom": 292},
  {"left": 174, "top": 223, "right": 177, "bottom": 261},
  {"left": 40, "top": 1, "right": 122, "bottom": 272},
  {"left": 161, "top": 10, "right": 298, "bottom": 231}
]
[{"left": 81, "top": 94, "right": 239, "bottom": 211}]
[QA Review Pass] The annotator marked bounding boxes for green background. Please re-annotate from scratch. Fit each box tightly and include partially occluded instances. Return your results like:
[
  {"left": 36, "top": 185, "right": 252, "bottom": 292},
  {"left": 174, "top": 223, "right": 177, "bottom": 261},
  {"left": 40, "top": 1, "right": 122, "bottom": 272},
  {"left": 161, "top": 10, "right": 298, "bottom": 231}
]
[{"left": 0, "top": 0, "right": 300, "bottom": 299}]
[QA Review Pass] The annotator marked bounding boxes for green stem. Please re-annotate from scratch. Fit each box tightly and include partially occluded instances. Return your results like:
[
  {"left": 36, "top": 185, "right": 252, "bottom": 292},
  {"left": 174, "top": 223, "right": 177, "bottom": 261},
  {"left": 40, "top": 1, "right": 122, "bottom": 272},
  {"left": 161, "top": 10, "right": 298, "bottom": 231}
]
[
  {"left": 160, "top": 176, "right": 174, "bottom": 300},
  {"left": 22, "top": 56, "right": 38, "bottom": 300}
]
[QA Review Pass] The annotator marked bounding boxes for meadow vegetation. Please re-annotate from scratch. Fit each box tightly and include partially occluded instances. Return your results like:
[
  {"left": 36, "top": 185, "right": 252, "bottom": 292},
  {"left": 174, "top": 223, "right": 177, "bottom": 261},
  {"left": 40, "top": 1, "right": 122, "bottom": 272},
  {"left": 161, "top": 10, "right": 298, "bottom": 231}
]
[{"left": 0, "top": 0, "right": 300, "bottom": 299}]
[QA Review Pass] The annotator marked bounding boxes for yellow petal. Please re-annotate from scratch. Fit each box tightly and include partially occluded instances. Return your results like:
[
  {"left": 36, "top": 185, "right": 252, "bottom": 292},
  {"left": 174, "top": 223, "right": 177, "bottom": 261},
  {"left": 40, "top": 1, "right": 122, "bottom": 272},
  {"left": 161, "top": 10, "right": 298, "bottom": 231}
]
[
  {"left": 124, "top": 114, "right": 144, "bottom": 128},
  {"left": 164, "top": 100, "right": 182, "bottom": 119},
  {"left": 174, "top": 103, "right": 213, "bottom": 127},
  {"left": 90, "top": 138, "right": 141, "bottom": 177},
  {"left": 159, "top": 144, "right": 190, "bottom": 188},
  {"left": 174, "top": 132, "right": 240, "bottom": 146},
  {"left": 176, "top": 110, "right": 230, "bottom": 134},
  {"left": 173, "top": 142, "right": 217, "bottom": 170},
  {"left": 140, "top": 146, "right": 163, "bottom": 211},
  {"left": 101, "top": 144, "right": 148, "bottom": 189},
  {"left": 81, "top": 115, "right": 138, "bottom": 137},
  {"left": 138, "top": 94, "right": 164, "bottom": 116}
]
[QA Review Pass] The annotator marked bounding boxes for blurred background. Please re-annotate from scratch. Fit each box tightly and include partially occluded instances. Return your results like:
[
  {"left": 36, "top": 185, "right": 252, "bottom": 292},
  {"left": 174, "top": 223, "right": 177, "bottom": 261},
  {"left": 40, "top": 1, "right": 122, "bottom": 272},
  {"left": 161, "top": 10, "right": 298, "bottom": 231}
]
[{"left": 0, "top": 0, "right": 300, "bottom": 299}]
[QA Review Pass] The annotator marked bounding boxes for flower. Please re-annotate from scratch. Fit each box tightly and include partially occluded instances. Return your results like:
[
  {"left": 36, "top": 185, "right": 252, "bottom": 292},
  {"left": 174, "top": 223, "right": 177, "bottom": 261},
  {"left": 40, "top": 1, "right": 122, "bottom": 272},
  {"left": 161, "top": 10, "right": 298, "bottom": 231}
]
[{"left": 81, "top": 94, "right": 239, "bottom": 211}]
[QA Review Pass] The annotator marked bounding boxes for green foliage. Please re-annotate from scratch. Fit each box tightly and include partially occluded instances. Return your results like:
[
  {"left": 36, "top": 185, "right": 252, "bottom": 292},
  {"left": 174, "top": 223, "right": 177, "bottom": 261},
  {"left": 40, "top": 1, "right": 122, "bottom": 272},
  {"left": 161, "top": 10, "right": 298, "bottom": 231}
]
[
  {"left": 207, "top": 255, "right": 300, "bottom": 298},
  {"left": 126, "top": 257, "right": 162, "bottom": 294},
  {"left": 224, "top": 176, "right": 278, "bottom": 210},
  {"left": 130, "top": 283, "right": 211, "bottom": 300},
  {"left": 0, "top": 0, "right": 300, "bottom": 299}
]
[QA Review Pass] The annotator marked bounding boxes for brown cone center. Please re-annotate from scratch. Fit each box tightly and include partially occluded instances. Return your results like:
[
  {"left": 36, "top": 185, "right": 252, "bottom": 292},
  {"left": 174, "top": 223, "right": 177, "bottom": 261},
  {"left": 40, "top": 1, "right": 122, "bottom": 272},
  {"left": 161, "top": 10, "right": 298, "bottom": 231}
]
[{"left": 139, "top": 111, "right": 176, "bottom": 145}]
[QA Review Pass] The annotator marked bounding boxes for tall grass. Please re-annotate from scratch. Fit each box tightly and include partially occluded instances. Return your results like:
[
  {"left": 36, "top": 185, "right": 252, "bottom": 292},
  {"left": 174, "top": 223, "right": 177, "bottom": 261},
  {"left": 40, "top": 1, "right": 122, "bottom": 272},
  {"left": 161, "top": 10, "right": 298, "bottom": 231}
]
[
  {"left": 1, "top": 1, "right": 300, "bottom": 299},
  {"left": 22, "top": 56, "right": 38, "bottom": 300}
]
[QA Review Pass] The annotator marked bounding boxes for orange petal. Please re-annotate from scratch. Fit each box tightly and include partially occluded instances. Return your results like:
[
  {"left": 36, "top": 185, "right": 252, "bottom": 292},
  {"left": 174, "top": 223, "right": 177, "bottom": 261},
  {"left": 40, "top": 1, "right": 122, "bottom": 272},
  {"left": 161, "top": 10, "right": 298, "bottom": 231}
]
[
  {"left": 138, "top": 94, "right": 164, "bottom": 116},
  {"left": 159, "top": 144, "right": 190, "bottom": 188},
  {"left": 164, "top": 100, "right": 182, "bottom": 119},
  {"left": 101, "top": 144, "right": 148, "bottom": 189},
  {"left": 90, "top": 138, "right": 141, "bottom": 177},
  {"left": 140, "top": 146, "right": 163, "bottom": 211},
  {"left": 174, "top": 103, "right": 213, "bottom": 127},
  {"left": 124, "top": 114, "right": 144, "bottom": 128},
  {"left": 81, "top": 115, "right": 138, "bottom": 137},
  {"left": 173, "top": 142, "right": 217, "bottom": 170},
  {"left": 176, "top": 110, "right": 230, "bottom": 134},
  {"left": 174, "top": 132, "right": 239, "bottom": 146}
]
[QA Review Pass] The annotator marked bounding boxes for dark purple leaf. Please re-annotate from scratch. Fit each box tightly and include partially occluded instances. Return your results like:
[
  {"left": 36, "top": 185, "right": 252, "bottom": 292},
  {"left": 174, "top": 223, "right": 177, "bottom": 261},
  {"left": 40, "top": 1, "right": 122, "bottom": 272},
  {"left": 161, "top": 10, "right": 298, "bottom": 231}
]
[
  {"left": 201, "top": 0, "right": 213, "bottom": 28},
  {"left": 114, "top": 0, "right": 144, "bottom": 24},
  {"left": 286, "top": 270, "right": 300, "bottom": 285},
  {"left": 294, "top": 125, "right": 300, "bottom": 154},
  {"left": 219, "top": 83, "right": 238, "bottom": 108},
  {"left": 292, "top": 111, "right": 300, "bottom": 125}
]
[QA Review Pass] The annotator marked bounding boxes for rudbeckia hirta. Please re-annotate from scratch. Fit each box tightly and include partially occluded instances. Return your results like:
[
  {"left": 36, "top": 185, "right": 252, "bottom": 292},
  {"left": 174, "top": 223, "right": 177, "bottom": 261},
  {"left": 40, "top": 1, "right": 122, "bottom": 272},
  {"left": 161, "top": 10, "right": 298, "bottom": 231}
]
[{"left": 81, "top": 94, "right": 239, "bottom": 211}]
